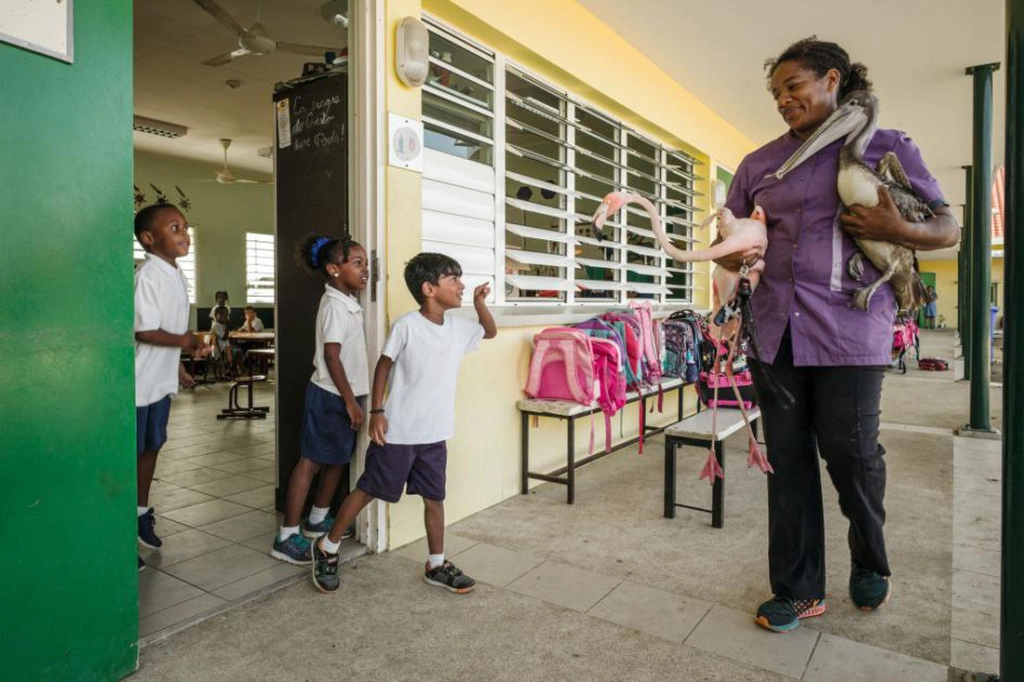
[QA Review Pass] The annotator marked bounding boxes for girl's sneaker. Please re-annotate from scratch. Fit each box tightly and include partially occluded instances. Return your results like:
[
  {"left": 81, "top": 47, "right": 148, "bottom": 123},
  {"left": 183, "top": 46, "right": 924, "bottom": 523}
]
[
  {"left": 270, "top": 533, "right": 312, "bottom": 565},
  {"left": 424, "top": 560, "right": 476, "bottom": 594},
  {"left": 138, "top": 507, "right": 162, "bottom": 549},
  {"left": 301, "top": 514, "right": 354, "bottom": 540},
  {"left": 755, "top": 596, "right": 826, "bottom": 633},
  {"left": 850, "top": 567, "right": 892, "bottom": 611}
]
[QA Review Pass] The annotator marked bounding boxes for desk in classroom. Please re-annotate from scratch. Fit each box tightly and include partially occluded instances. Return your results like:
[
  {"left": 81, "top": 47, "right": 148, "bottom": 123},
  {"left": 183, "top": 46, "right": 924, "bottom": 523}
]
[
  {"left": 245, "top": 347, "right": 275, "bottom": 375},
  {"left": 229, "top": 331, "right": 275, "bottom": 345}
]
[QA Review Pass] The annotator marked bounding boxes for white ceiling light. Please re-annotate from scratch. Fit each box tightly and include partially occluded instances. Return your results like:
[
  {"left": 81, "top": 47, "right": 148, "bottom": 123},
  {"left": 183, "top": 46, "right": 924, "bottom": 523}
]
[
  {"left": 320, "top": 0, "right": 349, "bottom": 28},
  {"left": 133, "top": 116, "right": 188, "bottom": 139}
]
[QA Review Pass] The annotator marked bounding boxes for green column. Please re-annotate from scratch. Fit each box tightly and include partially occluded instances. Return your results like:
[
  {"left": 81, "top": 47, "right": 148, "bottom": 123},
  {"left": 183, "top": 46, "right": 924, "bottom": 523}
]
[
  {"left": 961, "top": 167, "right": 974, "bottom": 380},
  {"left": 965, "top": 63, "right": 999, "bottom": 432},
  {"left": 1003, "top": 2, "right": 1024, "bottom": 676}
]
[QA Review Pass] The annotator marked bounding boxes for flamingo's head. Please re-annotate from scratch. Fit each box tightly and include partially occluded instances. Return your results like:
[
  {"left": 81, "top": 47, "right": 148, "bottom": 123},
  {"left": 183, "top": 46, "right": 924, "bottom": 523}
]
[
  {"left": 591, "top": 191, "right": 630, "bottom": 241},
  {"left": 750, "top": 205, "right": 766, "bottom": 224}
]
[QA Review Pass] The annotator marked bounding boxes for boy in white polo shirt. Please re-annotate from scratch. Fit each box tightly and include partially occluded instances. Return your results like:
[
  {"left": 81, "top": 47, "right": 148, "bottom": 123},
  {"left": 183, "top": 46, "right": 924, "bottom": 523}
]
[
  {"left": 134, "top": 205, "right": 211, "bottom": 570},
  {"left": 311, "top": 252, "right": 497, "bottom": 593}
]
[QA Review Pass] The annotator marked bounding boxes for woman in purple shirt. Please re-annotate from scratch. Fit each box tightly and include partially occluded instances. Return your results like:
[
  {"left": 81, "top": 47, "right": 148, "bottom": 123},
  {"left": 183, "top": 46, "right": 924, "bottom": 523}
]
[{"left": 721, "top": 38, "right": 959, "bottom": 633}]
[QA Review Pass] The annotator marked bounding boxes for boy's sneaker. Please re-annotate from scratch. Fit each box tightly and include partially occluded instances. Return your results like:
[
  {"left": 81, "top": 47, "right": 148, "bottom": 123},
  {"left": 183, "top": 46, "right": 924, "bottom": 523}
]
[
  {"left": 424, "top": 560, "right": 476, "bottom": 594},
  {"left": 301, "top": 514, "right": 354, "bottom": 540},
  {"left": 850, "top": 567, "right": 892, "bottom": 611},
  {"left": 754, "top": 596, "right": 827, "bottom": 633},
  {"left": 311, "top": 537, "right": 340, "bottom": 593},
  {"left": 270, "top": 533, "right": 312, "bottom": 565},
  {"left": 138, "top": 508, "right": 162, "bottom": 549},
  {"left": 138, "top": 556, "right": 146, "bottom": 572}
]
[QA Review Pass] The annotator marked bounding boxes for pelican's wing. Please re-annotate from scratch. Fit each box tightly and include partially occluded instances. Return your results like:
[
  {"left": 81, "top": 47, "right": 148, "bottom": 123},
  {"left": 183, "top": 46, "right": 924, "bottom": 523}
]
[{"left": 876, "top": 152, "right": 912, "bottom": 190}]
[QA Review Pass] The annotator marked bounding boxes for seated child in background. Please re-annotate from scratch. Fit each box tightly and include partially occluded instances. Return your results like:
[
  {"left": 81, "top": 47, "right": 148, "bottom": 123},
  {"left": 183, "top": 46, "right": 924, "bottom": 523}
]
[
  {"left": 311, "top": 252, "right": 497, "bottom": 594},
  {"left": 211, "top": 306, "right": 239, "bottom": 376},
  {"left": 209, "top": 290, "right": 230, "bottom": 323},
  {"left": 238, "top": 306, "right": 265, "bottom": 333}
]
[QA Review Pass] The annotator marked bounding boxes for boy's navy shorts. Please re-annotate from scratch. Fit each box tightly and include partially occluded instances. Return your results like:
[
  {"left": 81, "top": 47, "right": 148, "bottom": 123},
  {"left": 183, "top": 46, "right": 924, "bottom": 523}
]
[
  {"left": 300, "top": 382, "right": 362, "bottom": 465},
  {"left": 357, "top": 441, "right": 447, "bottom": 503},
  {"left": 136, "top": 395, "right": 171, "bottom": 456}
]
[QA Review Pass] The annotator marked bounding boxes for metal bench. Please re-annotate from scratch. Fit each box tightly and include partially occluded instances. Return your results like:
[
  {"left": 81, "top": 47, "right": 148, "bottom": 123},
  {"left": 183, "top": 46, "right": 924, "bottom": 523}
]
[
  {"left": 664, "top": 406, "right": 760, "bottom": 528},
  {"left": 518, "top": 378, "right": 688, "bottom": 504}
]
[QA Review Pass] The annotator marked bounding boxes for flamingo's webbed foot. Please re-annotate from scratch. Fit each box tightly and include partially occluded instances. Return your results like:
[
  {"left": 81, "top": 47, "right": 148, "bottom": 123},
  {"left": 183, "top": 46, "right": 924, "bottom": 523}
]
[
  {"left": 747, "top": 439, "right": 774, "bottom": 474},
  {"left": 698, "top": 449, "right": 724, "bottom": 484}
]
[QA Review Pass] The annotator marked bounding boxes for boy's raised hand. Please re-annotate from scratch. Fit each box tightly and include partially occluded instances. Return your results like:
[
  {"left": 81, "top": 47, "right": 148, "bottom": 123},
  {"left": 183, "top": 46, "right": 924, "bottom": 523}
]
[
  {"left": 369, "top": 413, "right": 388, "bottom": 446},
  {"left": 473, "top": 283, "right": 491, "bottom": 304}
]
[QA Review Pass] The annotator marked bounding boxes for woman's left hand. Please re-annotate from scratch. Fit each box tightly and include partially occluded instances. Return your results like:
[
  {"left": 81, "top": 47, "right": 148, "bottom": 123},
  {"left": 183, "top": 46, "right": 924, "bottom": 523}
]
[{"left": 840, "top": 186, "right": 911, "bottom": 246}]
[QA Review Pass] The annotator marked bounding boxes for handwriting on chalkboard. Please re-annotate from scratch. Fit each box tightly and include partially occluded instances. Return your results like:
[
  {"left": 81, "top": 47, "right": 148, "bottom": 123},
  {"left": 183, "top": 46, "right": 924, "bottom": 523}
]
[{"left": 288, "top": 93, "right": 345, "bottom": 153}]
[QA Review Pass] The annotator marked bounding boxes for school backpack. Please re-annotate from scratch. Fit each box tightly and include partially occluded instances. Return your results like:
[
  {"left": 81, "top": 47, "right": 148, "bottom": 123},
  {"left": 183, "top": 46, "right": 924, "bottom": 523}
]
[
  {"left": 590, "top": 337, "right": 627, "bottom": 452},
  {"left": 628, "top": 300, "right": 663, "bottom": 386},
  {"left": 601, "top": 311, "right": 643, "bottom": 387},
  {"left": 524, "top": 328, "right": 595, "bottom": 406},
  {"left": 662, "top": 310, "right": 705, "bottom": 383},
  {"left": 574, "top": 317, "right": 628, "bottom": 376},
  {"left": 918, "top": 357, "right": 949, "bottom": 371},
  {"left": 698, "top": 368, "right": 757, "bottom": 409}
]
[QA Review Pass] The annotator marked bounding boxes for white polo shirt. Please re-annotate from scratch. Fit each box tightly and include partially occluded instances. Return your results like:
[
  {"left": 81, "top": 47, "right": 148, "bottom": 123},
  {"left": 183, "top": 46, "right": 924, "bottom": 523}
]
[
  {"left": 311, "top": 285, "right": 370, "bottom": 398},
  {"left": 135, "top": 254, "right": 190, "bottom": 407},
  {"left": 380, "top": 311, "right": 484, "bottom": 444}
]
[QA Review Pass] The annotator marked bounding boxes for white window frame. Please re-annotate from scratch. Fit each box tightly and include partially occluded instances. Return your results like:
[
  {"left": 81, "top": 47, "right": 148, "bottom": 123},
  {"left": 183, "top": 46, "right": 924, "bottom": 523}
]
[
  {"left": 245, "top": 232, "right": 275, "bottom": 304},
  {"left": 420, "top": 18, "right": 703, "bottom": 308}
]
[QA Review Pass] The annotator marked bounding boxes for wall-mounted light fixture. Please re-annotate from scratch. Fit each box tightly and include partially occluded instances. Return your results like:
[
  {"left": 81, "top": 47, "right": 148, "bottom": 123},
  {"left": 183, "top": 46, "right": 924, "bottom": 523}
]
[
  {"left": 320, "top": 0, "right": 349, "bottom": 29},
  {"left": 395, "top": 16, "right": 429, "bottom": 87}
]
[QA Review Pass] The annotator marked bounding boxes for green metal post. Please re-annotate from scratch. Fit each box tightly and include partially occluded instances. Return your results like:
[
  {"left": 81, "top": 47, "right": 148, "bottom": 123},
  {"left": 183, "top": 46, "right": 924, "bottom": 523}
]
[
  {"left": 962, "top": 168, "right": 974, "bottom": 380},
  {"left": 966, "top": 63, "right": 999, "bottom": 432},
  {"left": 1003, "top": 2, "right": 1024, "bottom": 676}
]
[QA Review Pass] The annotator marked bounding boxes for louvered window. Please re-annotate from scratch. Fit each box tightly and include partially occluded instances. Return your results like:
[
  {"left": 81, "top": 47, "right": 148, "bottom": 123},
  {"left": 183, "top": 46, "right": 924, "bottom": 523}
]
[
  {"left": 423, "top": 19, "right": 703, "bottom": 307},
  {"left": 246, "top": 232, "right": 275, "bottom": 304}
]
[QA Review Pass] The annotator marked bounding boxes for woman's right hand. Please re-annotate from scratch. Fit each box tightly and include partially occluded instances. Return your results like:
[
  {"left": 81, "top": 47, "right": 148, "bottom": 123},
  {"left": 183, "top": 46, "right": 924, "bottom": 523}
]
[
  {"left": 713, "top": 247, "right": 763, "bottom": 272},
  {"left": 369, "top": 413, "right": 388, "bottom": 445}
]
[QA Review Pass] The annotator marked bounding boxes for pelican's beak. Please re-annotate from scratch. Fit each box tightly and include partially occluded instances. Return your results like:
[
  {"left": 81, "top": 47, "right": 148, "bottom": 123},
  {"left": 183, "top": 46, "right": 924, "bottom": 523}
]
[{"left": 774, "top": 100, "right": 869, "bottom": 179}]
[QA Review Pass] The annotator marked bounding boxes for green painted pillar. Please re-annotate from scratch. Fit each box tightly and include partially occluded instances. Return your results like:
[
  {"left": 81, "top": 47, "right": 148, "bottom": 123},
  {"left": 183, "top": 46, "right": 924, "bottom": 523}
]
[
  {"left": 0, "top": 2, "right": 138, "bottom": 679},
  {"left": 1003, "top": 2, "right": 1024, "bottom": 677},
  {"left": 965, "top": 63, "right": 999, "bottom": 432},
  {"left": 962, "top": 167, "right": 974, "bottom": 380}
]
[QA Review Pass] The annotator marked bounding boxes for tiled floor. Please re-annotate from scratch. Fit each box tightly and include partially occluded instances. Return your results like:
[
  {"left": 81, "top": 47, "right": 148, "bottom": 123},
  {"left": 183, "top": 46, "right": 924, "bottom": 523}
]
[
  {"left": 393, "top": 533, "right": 949, "bottom": 680},
  {"left": 139, "top": 378, "right": 362, "bottom": 640}
]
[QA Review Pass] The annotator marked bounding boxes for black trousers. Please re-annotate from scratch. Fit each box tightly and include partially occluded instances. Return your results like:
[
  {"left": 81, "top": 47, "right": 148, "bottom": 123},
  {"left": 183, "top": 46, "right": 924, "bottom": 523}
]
[{"left": 749, "top": 330, "right": 890, "bottom": 600}]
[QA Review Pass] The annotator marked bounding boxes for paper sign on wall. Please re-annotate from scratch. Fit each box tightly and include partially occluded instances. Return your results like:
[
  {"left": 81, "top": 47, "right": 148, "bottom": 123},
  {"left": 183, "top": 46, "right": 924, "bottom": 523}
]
[
  {"left": 0, "top": 0, "right": 74, "bottom": 63},
  {"left": 388, "top": 113, "right": 423, "bottom": 173},
  {"left": 276, "top": 99, "right": 292, "bottom": 149}
]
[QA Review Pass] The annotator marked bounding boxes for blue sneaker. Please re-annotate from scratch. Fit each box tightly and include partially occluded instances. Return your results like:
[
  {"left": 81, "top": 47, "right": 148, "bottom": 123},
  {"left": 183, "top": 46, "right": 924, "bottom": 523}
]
[
  {"left": 302, "top": 514, "right": 354, "bottom": 540},
  {"left": 755, "top": 597, "right": 827, "bottom": 633},
  {"left": 850, "top": 566, "right": 892, "bottom": 611},
  {"left": 270, "top": 533, "right": 312, "bottom": 565},
  {"left": 138, "top": 508, "right": 162, "bottom": 549}
]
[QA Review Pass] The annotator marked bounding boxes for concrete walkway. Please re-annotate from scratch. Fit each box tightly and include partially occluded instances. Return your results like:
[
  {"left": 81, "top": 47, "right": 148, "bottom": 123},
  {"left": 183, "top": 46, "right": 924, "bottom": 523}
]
[{"left": 134, "top": 330, "right": 999, "bottom": 680}]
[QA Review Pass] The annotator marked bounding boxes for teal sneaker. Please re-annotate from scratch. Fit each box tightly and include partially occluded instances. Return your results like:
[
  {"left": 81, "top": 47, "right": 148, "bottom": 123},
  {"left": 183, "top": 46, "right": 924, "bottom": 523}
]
[
  {"left": 850, "top": 567, "right": 892, "bottom": 611},
  {"left": 301, "top": 514, "right": 354, "bottom": 540},
  {"left": 755, "top": 596, "right": 827, "bottom": 633},
  {"left": 311, "top": 537, "right": 340, "bottom": 593},
  {"left": 270, "top": 533, "right": 312, "bottom": 565}
]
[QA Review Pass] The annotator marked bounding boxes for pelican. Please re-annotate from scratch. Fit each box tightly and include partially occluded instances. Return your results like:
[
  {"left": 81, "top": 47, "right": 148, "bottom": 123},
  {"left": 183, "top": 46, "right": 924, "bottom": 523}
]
[{"left": 773, "top": 90, "right": 929, "bottom": 311}]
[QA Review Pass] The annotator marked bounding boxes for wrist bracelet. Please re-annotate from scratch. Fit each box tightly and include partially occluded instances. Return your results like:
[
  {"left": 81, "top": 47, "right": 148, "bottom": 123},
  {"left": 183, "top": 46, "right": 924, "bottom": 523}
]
[{"left": 369, "top": 408, "right": 385, "bottom": 414}]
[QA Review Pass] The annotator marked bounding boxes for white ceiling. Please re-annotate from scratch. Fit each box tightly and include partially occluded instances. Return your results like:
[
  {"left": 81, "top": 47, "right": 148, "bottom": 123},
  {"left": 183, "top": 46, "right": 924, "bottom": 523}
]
[
  {"left": 134, "top": 0, "right": 347, "bottom": 178},
  {"left": 135, "top": 0, "right": 1007, "bottom": 214}
]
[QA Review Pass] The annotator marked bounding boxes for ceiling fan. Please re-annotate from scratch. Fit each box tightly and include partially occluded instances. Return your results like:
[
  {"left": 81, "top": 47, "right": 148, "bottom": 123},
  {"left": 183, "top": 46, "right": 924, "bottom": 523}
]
[
  {"left": 194, "top": 0, "right": 343, "bottom": 67},
  {"left": 200, "top": 139, "right": 272, "bottom": 185}
]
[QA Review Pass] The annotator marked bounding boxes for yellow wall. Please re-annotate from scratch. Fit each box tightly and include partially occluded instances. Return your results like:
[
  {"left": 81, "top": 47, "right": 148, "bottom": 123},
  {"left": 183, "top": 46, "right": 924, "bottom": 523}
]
[
  {"left": 918, "top": 256, "right": 1005, "bottom": 330},
  {"left": 382, "top": 0, "right": 755, "bottom": 549}
]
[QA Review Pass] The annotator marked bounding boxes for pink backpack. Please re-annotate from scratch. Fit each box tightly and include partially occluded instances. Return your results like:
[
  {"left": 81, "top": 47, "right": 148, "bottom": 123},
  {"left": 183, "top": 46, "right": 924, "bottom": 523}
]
[
  {"left": 629, "top": 300, "right": 663, "bottom": 386},
  {"left": 524, "top": 328, "right": 595, "bottom": 406},
  {"left": 590, "top": 337, "right": 626, "bottom": 452},
  {"left": 524, "top": 329, "right": 626, "bottom": 453}
]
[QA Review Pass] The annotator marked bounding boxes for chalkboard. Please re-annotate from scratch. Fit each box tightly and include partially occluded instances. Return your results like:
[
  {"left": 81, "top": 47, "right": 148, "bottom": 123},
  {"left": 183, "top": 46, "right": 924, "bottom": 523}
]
[{"left": 272, "top": 73, "right": 349, "bottom": 510}]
